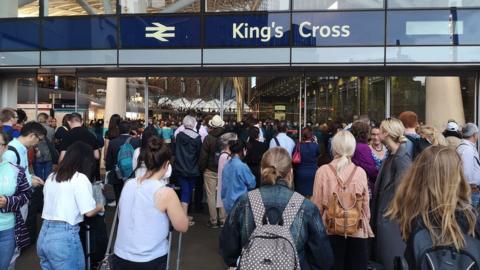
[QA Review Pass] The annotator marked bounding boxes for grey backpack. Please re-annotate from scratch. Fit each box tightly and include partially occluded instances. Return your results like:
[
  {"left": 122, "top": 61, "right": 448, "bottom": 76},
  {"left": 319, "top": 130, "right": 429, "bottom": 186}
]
[{"left": 239, "top": 189, "right": 304, "bottom": 270}]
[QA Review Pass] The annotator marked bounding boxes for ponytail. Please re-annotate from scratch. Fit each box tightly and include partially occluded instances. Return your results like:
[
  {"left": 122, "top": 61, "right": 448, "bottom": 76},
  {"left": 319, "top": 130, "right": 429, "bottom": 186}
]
[{"left": 261, "top": 166, "right": 279, "bottom": 185}]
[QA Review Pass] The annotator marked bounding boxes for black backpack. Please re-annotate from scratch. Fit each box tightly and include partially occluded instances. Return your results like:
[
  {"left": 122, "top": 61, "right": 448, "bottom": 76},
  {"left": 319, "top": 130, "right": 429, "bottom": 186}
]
[
  {"left": 405, "top": 134, "right": 431, "bottom": 160},
  {"left": 409, "top": 228, "right": 480, "bottom": 270}
]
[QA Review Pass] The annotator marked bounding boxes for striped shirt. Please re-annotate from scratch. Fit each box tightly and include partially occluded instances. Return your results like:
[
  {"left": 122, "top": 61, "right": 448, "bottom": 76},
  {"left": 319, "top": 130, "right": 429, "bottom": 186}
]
[{"left": 0, "top": 163, "right": 32, "bottom": 249}]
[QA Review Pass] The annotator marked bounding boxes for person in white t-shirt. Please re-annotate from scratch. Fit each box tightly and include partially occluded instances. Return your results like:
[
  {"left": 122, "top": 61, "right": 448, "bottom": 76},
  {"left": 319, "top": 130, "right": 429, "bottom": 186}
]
[{"left": 37, "top": 142, "right": 104, "bottom": 270}]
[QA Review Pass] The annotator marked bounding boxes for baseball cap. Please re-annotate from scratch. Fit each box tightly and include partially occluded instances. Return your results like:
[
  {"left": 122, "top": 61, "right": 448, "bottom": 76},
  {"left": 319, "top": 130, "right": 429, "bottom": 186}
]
[{"left": 446, "top": 121, "right": 459, "bottom": 132}]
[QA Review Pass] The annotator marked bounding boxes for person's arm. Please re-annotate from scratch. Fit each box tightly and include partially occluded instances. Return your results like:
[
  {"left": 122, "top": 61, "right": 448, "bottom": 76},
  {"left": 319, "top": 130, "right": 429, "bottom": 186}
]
[
  {"left": 0, "top": 167, "right": 32, "bottom": 212},
  {"left": 305, "top": 205, "right": 334, "bottom": 270},
  {"left": 198, "top": 137, "right": 209, "bottom": 172},
  {"left": 311, "top": 168, "right": 325, "bottom": 214},
  {"left": 59, "top": 150, "right": 66, "bottom": 164},
  {"left": 459, "top": 147, "right": 475, "bottom": 183},
  {"left": 103, "top": 139, "right": 110, "bottom": 162},
  {"left": 105, "top": 142, "right": 115, "bottom": 171},
  {"left": 74, "top": 174, "right": 103, "bottom": 217},
  {"left": 219, "top": 195, "right": 245, "bottom": 267},
  {"left": 93, "top": 149, "right": 100, "bottom": 160},
  {"left": 155, "top": 187, "right": 188, "bottom": 233},
  {"left": 241, "top": 165, "right": 256, "bottom": 190}
]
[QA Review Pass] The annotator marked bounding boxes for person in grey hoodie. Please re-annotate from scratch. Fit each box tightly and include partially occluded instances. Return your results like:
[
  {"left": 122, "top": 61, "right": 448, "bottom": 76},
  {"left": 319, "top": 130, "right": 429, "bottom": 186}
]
[{"left": 173, "top": 115, "right": 202, "bottom": 223}]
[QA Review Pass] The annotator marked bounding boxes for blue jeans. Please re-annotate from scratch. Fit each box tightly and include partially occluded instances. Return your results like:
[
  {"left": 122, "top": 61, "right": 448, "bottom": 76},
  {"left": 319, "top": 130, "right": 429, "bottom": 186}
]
[
  {"left": 37, "top": 220, "right": 85, "bottom": 270},
  {"left": 472, "top": 192, "right": 480, "bottom": 208},
  {"left": 34, "top": 161, "right": 53, "bottom": 181},
  {"left": 178, "top": 177, "right": 197, "bottom": 204},
  {"left": 0, "top": 228, "right": 15, "bottom": 270}
]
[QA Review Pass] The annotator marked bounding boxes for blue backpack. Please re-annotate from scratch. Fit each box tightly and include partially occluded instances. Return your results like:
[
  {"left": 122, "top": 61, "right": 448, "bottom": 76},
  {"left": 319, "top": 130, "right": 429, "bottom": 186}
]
[{"left": 115, "top": 137, "right": 135, "bottom": 181}]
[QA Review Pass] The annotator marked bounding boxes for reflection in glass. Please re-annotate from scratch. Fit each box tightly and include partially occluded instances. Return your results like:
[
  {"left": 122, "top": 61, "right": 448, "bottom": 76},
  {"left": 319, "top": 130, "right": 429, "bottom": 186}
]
[
  {"left": 126, "top": 78, "right": 146, "bottom": 120},
  {"left": 293, "top": 0, "right": 383, "bottom": 10},
  {"left": 389, "top": 0, "right": 480, "bottom": 8},
  {"left": 306, "top": 77, "right": 385, "bottom": 125},
  {"left": 37, "top": 75, "right": 76, "bottom": 125},
  {"left": 121, "top": 0, "right": 200, "bottom": 13},
  {"left": 206, "top": 0, "right": 289, "bottom": 12},
  {"left": 78, "top": 77, "right": 107, "bottom": 125},
  {"left": 4, "top": 1, "right": 39, "bottom": 18},
  {"left": 390, "top": 76, "right": 474, "bottom": 129},
  {"left": 147, "top": 77, "right": 220, "bottom": 125},
  {"left": 16, "top": 78, "right": 37, "bottom": 121},
  {"left": 46, "top": 0, "right": 116, "bottom": 16},
  {"left": 253, "top": 77, "right": 301, "bottom": 123}
]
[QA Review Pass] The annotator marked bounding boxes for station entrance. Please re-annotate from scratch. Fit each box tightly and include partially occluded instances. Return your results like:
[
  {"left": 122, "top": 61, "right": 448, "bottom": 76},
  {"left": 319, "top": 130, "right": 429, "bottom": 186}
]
[{"left": 7, "top": 73, "right": 477, "bottom": 137}]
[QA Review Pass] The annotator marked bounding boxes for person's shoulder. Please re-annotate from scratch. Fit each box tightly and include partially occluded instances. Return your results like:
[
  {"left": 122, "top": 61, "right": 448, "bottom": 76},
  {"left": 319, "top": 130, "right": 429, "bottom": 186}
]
[{"left": 72, "top": 172, "right": 91, "bottom": 184}]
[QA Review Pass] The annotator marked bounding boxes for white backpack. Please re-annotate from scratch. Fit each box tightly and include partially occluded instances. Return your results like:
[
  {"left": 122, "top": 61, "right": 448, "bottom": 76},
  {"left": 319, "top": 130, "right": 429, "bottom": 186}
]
[{"left": 238, "top": 189, "right": 304, "bottom": 270}]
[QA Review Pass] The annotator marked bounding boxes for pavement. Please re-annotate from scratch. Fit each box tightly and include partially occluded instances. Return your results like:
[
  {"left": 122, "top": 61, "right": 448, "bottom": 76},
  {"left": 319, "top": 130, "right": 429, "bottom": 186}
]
[{"left": 16, "top": 206, "right": 226, "bottom": 270}]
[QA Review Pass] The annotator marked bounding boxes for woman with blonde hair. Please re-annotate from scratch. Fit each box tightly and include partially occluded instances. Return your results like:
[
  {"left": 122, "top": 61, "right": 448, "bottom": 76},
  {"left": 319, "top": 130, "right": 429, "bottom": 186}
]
[
  {"left": 372, "top": 118, "right": 412, "bottom": 270},
  {"left": 312, "top": 130, "right": 372, "bottom": 270},
  {"left": 387, "top": 146, "right": 480, "bottom": 268},
  {"left": 418, "top": 125, "right": 447, "bottom": 146},
  {"left": 220, "top": 147, "right": 334, "bottom": 269}
]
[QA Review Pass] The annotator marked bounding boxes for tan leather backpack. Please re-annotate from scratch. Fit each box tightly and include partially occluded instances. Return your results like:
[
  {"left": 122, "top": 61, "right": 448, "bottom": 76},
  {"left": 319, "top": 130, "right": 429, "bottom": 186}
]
[{"left": 325, "top": 164, "right": 364, "bottom": 238}]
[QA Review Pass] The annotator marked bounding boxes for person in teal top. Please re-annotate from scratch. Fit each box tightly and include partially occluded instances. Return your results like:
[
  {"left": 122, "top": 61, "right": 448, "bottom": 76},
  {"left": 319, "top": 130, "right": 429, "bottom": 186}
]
[
  {"left": 162, "top": 122, "right": 174, "bottom": 144},
  {"left": 0, "top": 131, "right": 32, "bottom": 270}
]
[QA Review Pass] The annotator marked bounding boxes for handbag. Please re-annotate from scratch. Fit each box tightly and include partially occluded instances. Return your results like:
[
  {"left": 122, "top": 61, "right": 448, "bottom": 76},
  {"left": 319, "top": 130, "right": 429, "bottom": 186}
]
[
  {"left": 98, "top": 206, "right": 119, "bottom": 270},
  {"left": 292, "top": 143, "right": 302, "bottom": 165}
]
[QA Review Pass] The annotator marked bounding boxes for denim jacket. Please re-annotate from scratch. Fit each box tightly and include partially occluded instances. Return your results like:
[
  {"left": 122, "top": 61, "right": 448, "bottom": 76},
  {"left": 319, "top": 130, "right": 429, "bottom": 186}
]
[{"left": 219, "top": 180, "right": 334, "bottom": 270}]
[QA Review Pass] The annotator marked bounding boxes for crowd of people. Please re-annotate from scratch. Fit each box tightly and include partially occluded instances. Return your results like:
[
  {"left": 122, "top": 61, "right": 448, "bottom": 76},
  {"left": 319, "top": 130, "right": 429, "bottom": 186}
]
[{"left": 1, "top": 106, "right": 480, "bottom": 270}]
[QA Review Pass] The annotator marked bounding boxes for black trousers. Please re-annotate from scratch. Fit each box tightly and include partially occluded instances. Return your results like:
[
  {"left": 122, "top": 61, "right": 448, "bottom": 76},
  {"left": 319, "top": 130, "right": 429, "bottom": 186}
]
[
  {"left": 329, "top": 235, "right": 368, "bottom": 270},
  {"left": 113, "top": 254, "right": 167, "bottom": 270},
  {"left": 25, "top": 186, "right": 44, "bottom": 246},
  {"left": 193, "top": 174, "right": 204, "bottom": 212}
]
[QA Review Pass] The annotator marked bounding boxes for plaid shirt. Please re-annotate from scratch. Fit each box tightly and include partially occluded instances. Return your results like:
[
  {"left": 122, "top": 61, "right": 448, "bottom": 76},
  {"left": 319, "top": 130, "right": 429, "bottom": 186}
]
[{"left": 0, "top": 163, "right": 32, "bottom": 249}]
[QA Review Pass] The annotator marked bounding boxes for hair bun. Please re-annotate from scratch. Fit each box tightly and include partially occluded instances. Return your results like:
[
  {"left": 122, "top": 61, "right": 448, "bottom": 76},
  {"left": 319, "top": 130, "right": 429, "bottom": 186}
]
[{"left": 147, "top": 136, "right": 162, "bottom": 151}]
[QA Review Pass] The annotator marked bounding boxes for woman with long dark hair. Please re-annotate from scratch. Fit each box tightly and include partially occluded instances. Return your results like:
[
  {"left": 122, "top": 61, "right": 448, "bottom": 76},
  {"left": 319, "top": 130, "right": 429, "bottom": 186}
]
[
  {"left": 37, "top": 142, "right": 104, "bottom": 269},
  {"left": 113, "top": 137, "right": 188, "bottom": 269},
  {"left": 103, "top": 114, "right": 122, "bottom": 163},
  {"left": 132, "top": 125, "right": 160, "bottom": 178}
]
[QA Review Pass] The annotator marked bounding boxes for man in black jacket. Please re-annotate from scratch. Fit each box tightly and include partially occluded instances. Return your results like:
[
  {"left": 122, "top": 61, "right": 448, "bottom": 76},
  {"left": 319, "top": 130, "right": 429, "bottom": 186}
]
[
  {"left": 174, "top": 115, "right": 202, "bottom": 223},
  {"left": 199, "top": 115, "right": 226, "bottom": 228},
  {"left": 105, "top": 120, "right": 140, "bottom": 200}
]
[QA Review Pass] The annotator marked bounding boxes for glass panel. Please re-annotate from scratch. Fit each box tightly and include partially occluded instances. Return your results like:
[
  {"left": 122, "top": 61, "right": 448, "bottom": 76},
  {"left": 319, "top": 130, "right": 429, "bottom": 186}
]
[
  {"left": 121, "top": 0, "right": 200, "bottom": 13},
  {"left": 306, "top": 76, "right": 385, "bottom": 125},
  {"left": 389, "top": 0, "right": 480, "bottom": 8},
  {"left": 78, "top": 77, "right": 107, "bottom": 128},
  {"left": 15, "top": 78, "right": 37, "bottom": 122},
  {"left": 206, "top": 0, "right": 289, "bottom": 12},
  {"left": 37, "top": 75, "right": 77, "bottom": 127},
  {"left": 293, "top": 0, "right": 383, "bottom": 10},
  {"left": 2, "top": 1, "right": 39, "bottom": 18},
  {"left": 126, "top": 78, "right": 146, "bottom": 121},
  {"left": 253, "top": 76, "right": 302, "bottom": 141},
  {"left": 390, "top": 76, "right": 475, "bottom": 129},
  {"left": 47, "top": 0, "right": 116, "bottom": 16},
  {"left": 147, "top": 77, "right": 220, "bottom": 134},
  {"left": 387, "top": 10, "right": 480, "bottom": 46}
]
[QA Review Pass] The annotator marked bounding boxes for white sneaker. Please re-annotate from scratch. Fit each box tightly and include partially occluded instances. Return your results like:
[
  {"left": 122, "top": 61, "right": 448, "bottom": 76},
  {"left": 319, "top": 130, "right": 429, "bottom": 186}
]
[{"left": 107, "top": 201, "right": 117, "bottom": 207}]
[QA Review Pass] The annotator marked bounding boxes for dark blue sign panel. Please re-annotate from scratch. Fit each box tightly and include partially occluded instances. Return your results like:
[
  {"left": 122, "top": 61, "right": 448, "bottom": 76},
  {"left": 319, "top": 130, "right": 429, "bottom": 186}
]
[
  {"left": 387, "top": 10, "right": 480, "bottom": 45},
  {"left": 204, "top": 13, "right": 290, "bottom": 47},
  {"left": 120, "top": 16, "right": 200, "bottom": 48},
  {"left": 42, "top": 16, "right": 117, "bottom": 50},
  {"left": 293, "top": 12, "right": 384, "bottom": 46},
  {"left": 0, "top": 20, "right": 40, "bottom": 50}
]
